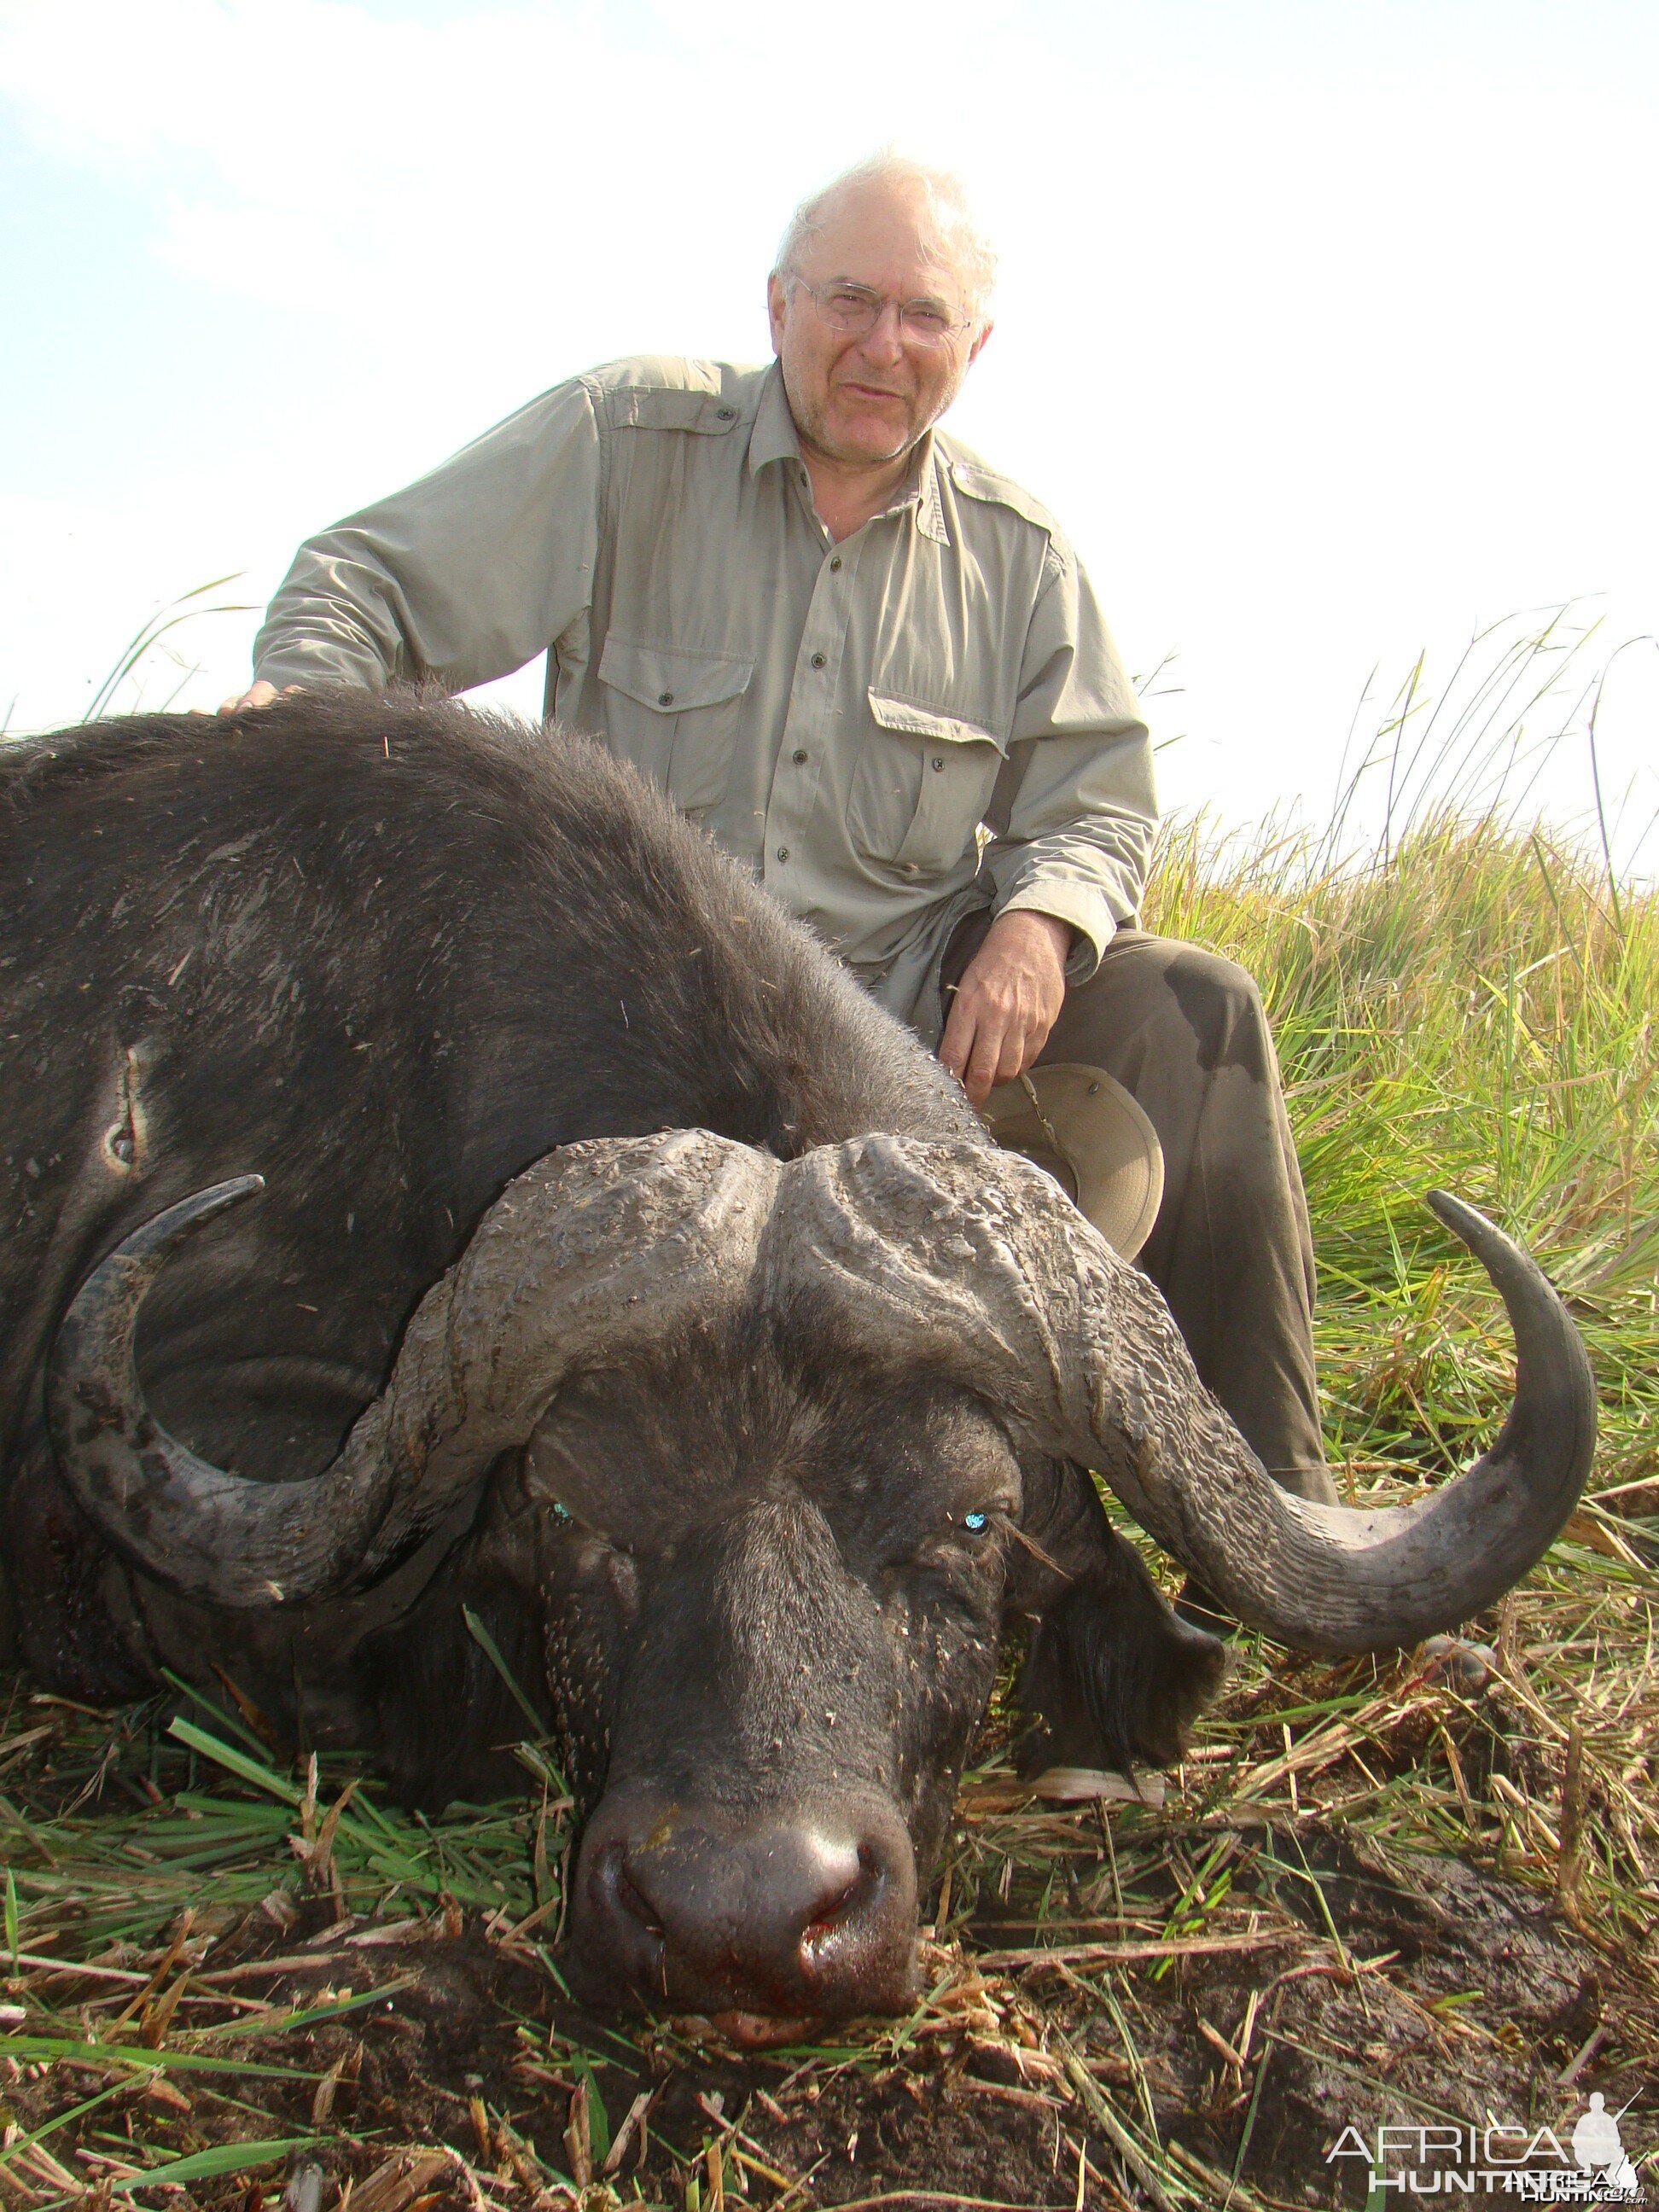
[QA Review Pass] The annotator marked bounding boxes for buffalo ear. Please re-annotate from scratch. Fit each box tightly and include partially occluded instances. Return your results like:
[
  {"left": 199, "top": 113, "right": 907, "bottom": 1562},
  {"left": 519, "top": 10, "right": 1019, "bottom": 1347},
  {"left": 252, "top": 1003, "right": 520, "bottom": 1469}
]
[{"left": 1011, "top": 1522, "right": 1227, "bottom": 1776}]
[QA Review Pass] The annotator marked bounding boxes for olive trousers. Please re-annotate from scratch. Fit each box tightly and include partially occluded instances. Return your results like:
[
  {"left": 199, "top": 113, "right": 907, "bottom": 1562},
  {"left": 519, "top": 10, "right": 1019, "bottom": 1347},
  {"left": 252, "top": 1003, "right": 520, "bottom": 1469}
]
[{"left": 941, "top": 921, "right": 1336, "bottom": 1504}]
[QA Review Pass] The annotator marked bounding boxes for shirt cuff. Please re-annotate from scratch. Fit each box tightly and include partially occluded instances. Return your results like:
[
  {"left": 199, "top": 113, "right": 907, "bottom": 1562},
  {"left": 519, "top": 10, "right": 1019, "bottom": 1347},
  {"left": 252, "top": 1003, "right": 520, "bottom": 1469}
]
[
  {"left": 253, "top": 647, "right": 383, "bottom": 692},
  {"left": 993, "top": 881, "right": 1117, "bottom": 987}
]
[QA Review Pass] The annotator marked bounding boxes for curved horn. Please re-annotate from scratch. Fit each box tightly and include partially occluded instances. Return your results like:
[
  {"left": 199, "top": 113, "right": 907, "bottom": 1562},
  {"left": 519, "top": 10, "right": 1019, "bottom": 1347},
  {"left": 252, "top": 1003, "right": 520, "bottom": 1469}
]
[
  {"left": 768, "top": 1137, "right": 1596, "bottom": 1655},
  {"left": 49, "top": 1132, "right": 779, "bottom": 1610},
  {"left": 44, "top": 1177, "right": 335, "bottom": 1601}
]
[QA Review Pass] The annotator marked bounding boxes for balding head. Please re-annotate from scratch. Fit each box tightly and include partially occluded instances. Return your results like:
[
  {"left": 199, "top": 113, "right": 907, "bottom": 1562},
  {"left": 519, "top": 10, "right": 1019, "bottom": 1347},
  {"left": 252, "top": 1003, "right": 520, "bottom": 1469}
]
[{"left": 776, "top": 154, "right": 997, "bottom": 319}]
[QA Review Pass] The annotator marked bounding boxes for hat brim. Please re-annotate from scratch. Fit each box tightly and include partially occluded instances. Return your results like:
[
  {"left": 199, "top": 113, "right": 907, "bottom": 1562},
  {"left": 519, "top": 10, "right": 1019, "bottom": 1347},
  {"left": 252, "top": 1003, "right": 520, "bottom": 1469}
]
[{"left": 980, "top": 1063, "right": 1165, "bottom": 1261}]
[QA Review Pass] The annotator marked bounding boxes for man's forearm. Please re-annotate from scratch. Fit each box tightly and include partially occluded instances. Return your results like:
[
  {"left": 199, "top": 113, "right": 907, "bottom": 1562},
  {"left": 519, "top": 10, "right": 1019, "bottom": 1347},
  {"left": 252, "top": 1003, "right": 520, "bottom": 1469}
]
[
  {"left": 999, "top": 546, "right": 1158, "bottom": 970},
  {"left": 988, "top": 811, "right": 1154, "bottom": 987},
  {"left": 251, "top": 375, "right": 604, "bottom": 701}
]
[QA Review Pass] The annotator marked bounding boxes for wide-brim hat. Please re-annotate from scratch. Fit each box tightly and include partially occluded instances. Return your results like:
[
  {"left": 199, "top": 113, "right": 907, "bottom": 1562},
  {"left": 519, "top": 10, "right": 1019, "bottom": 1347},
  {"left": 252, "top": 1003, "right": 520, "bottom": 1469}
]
[{"left": 980, "top": 1063, "right": 1164, "bottom": 1261}]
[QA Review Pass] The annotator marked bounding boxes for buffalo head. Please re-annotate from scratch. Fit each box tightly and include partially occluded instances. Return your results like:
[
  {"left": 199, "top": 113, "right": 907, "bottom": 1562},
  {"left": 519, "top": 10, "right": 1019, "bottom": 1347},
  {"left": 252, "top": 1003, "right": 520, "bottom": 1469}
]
[{"left": 45, "top": 1131, "right": 1595, "bottom": 2030}]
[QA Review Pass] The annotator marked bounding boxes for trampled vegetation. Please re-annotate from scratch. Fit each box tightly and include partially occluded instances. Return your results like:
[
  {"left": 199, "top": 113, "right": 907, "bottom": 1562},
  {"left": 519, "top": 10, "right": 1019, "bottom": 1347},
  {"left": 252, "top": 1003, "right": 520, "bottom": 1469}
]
[{"left": 2, "top": 635, "right": 1656, "bottom": 2208}]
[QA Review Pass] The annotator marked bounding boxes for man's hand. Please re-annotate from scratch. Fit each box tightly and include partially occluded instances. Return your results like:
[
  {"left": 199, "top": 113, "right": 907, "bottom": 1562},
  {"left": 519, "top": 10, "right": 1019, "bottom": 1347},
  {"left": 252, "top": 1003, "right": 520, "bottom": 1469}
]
[
  {"left": 940, "top": 908, "right": 1072, "bottom": 1108},
  {"left": 215, "top": 681, "right": 300, "bottom": 714}
]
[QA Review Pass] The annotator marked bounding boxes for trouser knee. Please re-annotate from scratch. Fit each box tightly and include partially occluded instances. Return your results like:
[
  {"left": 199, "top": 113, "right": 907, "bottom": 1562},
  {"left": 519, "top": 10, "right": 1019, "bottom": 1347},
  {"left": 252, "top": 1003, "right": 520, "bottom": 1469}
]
[
  {"left": 1132, "top": 940, "right": 1276, "bottom": 1085},
  {"left": 1027, "top": 929, "right": 1328, "bottom": 1491}
]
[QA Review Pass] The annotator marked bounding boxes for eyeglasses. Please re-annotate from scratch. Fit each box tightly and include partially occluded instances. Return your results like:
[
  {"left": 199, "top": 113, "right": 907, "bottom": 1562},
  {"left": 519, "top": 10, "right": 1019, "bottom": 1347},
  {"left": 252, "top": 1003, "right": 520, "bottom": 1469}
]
[{"left": 788, "top": 276, "right": 970, "bottom": 349}]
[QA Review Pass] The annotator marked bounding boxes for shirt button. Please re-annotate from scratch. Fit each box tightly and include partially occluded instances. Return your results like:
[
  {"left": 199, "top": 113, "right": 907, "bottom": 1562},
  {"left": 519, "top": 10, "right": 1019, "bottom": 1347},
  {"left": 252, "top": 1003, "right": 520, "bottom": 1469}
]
[
  {"left": 793, "top": 748, "right": 808, "bottom": 765},
  {"left": 931, "top": 756, "right": 945, "bottom": 771},
  {"left": 776, "top": 845, "right": 789, "bottom": 862},
  {"left": 810, "top": 652, "right": 827, "bottom": 670},
  {"left": 658, "top": 690, "right": 674, "bottom": 707},
  {"left": 830, "top": 556, "right": 842, "bottom": 572},
  {"left": 716, "top": 405, "right": 736, "bottom": 420}
]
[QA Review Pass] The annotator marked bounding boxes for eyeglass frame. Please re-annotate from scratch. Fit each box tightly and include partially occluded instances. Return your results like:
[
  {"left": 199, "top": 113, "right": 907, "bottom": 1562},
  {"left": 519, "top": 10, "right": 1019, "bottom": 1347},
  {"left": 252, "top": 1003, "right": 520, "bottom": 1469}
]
[{"left": 782, "top": 273, "right": 976, "bottom": 349}]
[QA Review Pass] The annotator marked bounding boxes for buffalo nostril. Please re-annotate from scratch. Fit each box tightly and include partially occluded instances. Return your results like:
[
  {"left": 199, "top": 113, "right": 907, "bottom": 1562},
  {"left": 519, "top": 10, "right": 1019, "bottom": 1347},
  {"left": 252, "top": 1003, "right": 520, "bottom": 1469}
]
[
  {"left": 617, "top": 1860, "right": 666, "bottom": 1938},
  {"left": 800, "top": 1843, "right": 880, "bottom": 1955},
  {"left": 802, "top": 1878, "right": 859, "bottom": 1946},
  {"left": 595, "top": 1842, "right": 668, "bottom": 1938},
  {"left": 592, "top": 1840, "right": 666, "bottom": 1939}
]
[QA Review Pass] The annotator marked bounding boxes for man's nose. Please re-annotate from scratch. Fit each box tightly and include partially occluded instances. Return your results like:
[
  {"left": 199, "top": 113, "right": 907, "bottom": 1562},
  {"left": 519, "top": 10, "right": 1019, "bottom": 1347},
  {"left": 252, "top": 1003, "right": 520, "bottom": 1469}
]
[{"left": 855, "top": 301, "right": 907, "bottom": 365}]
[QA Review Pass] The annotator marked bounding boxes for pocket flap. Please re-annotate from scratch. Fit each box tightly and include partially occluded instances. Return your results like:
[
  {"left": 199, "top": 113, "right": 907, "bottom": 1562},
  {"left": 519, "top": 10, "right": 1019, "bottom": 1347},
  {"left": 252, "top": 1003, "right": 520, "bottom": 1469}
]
[
  {"left": 599, "top": 636, "right": 754, "bottom": 713},
  {"left": 867, "top": 691, "right": 1005, "bottom": 754}
]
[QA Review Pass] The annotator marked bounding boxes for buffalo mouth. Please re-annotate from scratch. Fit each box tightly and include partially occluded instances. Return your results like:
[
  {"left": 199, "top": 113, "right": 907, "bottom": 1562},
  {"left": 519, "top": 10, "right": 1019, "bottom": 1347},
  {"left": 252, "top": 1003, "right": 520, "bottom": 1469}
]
[
  {"left": 565, "top": 1786, "right": 921, "bottom": 2023},
  {"left": 701, "top": 2011, "right": 821, "bottom": 2051}
]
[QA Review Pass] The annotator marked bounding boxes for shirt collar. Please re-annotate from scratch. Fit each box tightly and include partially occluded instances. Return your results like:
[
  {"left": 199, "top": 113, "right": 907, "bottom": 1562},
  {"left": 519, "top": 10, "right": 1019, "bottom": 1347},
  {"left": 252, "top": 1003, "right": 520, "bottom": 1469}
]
[
  {"left": 911, "top": 447, "right": 950, "bottom": 544},
  {"left": 747, "top": 364, "right": 804, "bottom": 474},
  {"left": 747, "top": 364, "right": 951, "bottom": 545}
]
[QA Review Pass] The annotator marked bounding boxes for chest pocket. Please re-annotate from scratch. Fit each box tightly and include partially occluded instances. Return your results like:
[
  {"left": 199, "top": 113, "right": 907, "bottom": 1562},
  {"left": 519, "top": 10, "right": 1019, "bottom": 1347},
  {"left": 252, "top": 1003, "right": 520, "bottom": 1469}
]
[
  {"left": 597, "top": 636, "right": 754, "bottom": 816},
  {"left": 847, "top": 693, "right": 1007, "bottom": 875}
]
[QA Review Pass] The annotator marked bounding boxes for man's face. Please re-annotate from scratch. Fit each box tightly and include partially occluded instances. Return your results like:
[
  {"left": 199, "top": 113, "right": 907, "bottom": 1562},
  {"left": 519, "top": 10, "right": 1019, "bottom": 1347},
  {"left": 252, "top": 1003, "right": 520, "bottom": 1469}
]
[{"left": 768, "top": 181, "right": 992, "bottom": 471}]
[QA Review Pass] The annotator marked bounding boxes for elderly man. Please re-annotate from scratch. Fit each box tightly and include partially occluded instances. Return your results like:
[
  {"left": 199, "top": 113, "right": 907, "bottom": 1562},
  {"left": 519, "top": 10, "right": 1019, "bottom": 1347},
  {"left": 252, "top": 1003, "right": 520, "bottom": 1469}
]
[{"left": 229, "top": 154, "right": 1336, "bottom": 1511}]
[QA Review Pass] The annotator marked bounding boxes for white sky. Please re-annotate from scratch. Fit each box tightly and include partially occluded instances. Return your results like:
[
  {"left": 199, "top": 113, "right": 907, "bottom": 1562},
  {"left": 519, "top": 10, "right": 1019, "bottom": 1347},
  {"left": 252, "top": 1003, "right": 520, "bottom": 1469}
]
[{"left": 3, "top": 0, "right": 1655, "bottom": 867}]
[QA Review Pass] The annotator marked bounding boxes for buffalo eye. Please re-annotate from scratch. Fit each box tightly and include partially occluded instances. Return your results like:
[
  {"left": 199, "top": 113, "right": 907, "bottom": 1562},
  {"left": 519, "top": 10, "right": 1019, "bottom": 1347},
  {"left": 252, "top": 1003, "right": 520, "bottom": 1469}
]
[
  {"left": 923, "top": 1507, "right": 1006, "bottom": 1553},
  {"left": 544, "top": 1494, "right": 631, "bottom": 1558}
]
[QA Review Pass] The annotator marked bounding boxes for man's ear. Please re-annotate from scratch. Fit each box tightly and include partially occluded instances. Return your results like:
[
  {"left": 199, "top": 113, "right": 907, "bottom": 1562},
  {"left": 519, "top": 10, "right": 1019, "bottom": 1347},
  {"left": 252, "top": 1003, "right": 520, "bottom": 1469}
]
[
  {"left": 1006, "top": 1461, "right": 1227, "bottom": 1775},
  {"left": 766, "top": 271, "right": 789, "bottom": 356}
]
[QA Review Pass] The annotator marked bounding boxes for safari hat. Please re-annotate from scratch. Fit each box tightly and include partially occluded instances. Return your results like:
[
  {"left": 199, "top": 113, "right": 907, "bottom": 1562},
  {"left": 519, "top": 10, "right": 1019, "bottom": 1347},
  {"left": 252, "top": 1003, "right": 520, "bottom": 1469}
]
[{"left": 980, "top": 1063, "right": 1164, "bottom": 1261}]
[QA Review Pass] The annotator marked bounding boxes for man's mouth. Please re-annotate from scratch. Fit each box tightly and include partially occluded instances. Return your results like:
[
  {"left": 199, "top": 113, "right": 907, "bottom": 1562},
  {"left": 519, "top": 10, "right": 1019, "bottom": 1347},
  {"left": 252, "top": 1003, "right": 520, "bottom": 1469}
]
[{"left": 838, "top": 381, "right": 907, "bottom": 405}]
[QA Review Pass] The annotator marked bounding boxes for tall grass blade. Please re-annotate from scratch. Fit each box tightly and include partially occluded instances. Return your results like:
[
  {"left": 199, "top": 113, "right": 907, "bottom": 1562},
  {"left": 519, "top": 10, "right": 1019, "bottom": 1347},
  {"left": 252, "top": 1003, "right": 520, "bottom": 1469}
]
[
  {"left": 166, "top": 1716, "right": 300, "bottom": 1804},
  {"left": 463, "top": 1604, "right": 550, "bottom": 1735},
  {"left": 109, "top": 2137, "right": 319, "bottom": 2192}
]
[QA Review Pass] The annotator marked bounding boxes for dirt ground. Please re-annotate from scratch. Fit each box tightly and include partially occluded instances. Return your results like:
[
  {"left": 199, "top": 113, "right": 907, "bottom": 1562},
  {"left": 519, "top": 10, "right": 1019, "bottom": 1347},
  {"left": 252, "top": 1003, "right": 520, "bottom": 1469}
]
[{"left": 7, "top": 1745, "right": 1655, "bottom": 2211}]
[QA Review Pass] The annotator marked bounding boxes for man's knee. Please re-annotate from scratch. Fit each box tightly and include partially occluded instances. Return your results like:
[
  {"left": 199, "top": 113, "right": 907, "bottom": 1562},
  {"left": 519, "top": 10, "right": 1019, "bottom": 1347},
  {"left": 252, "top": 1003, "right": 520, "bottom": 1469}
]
[
  {"left": 1060, "top": 932, "right": 1277, "bottom": 1085},
  {"left": 1138, "top": 939, "right": 1272, "bottom": 1072}
]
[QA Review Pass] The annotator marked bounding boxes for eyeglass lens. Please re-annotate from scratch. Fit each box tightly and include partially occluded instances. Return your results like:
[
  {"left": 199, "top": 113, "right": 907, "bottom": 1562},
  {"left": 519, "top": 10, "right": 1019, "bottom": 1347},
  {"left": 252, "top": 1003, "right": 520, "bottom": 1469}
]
[{"left": 807, "top": 283, "right": 958, "bottom": 346}]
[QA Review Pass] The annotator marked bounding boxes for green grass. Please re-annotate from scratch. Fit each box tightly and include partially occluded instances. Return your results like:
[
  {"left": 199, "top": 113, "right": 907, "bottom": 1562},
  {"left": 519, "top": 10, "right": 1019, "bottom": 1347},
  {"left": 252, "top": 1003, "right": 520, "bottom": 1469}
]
[{"left": 1150, "top": 800, "right": 1657, "bottom": 1486}]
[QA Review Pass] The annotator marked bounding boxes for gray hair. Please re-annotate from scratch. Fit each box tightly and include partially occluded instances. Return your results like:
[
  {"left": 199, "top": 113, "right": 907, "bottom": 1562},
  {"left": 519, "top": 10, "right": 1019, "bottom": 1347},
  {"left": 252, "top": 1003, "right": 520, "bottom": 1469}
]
[{"left": 774, "top": 152, "right": 998, "bottom": 319}]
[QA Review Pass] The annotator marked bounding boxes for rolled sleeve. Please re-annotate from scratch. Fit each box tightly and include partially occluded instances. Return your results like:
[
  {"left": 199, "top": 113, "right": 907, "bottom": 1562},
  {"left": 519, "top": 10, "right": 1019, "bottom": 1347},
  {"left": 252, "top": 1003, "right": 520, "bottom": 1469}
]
[
  {"left": 253, "top": 377, "right": 602, "bottom": 695},
  {"left": 984, "top": 545, "right": 1158, "bottom": 981}
]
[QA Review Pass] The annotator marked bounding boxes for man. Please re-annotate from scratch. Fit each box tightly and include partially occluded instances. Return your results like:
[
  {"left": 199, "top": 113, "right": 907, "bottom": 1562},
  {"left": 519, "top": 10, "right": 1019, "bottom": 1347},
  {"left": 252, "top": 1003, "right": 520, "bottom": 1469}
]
[{"left": 228, "top": 154, "right": 1336, "bottom": 1509}]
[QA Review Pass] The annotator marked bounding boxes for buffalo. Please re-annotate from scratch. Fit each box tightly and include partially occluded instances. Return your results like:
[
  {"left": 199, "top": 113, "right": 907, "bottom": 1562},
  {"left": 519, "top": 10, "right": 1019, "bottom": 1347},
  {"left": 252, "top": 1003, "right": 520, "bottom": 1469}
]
[{"left": 0, "top": 691, "right": 1595, "bottom": 2030}]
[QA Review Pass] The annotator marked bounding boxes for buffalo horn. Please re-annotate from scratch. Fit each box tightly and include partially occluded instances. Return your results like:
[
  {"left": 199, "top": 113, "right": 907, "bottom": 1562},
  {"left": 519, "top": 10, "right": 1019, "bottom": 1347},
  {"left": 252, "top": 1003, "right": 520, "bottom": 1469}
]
[
  {"left": 48, "top": 1132, "right": 779, "bottom": 1609},
  {"left": 770, "top": 1137, "right": 1597, "bottom": 1654}
]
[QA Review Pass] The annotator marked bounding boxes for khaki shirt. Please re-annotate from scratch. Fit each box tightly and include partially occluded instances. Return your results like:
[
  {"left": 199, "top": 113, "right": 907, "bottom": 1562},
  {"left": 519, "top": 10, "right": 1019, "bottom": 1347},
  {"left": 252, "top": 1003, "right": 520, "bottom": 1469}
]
[{"left": 255, "top": 357, "right": 1157, "bottom": 1042}]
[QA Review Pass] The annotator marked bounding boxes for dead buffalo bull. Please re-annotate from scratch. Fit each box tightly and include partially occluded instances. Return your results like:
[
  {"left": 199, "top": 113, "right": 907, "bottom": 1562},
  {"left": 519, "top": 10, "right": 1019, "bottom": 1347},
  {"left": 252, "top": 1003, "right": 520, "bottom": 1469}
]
[{"left": 2, "top": 693, "right": 1595, "bottom": 2030}]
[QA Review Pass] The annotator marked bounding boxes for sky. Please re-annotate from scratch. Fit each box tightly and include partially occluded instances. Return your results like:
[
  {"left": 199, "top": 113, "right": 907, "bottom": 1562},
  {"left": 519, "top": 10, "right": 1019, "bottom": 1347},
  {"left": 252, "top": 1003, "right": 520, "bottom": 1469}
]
[{"left": 3, "top": 0, "right": 1656, "bottom": 867}]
